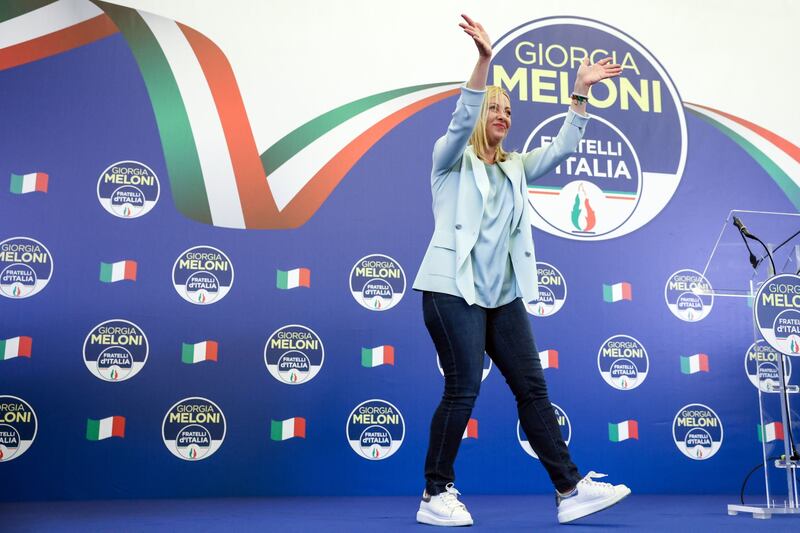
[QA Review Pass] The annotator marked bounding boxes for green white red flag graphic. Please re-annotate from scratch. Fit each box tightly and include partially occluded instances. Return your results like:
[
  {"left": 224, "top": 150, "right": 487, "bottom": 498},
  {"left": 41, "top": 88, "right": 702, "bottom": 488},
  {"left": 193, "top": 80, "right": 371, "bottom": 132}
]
[
  {"left": 680, "top": 353, "right": 709, "bottom": 374},
  {"left": 361, "top": 345, "right": 395, "bottom": 367},
  {"left": 10, "top": 172, "right": 48, "bottom": 194},
  {"left": 609, "top": 420, "right": 638, "bottom": 442},
  {"left": 99, "top": 260, "right": 137, "bottom": 283},
  {"left": 271, "top": 417, "right": 306, "bottom": 441},
  {"left": 86, "top": 416, "right": 126, "bottom": 440},
  {"left": 0, "top": 336, "right": 32, "bottom": 359},
  {"left": 276, "top": 268, "right": 310, "bottom": 289},
  {"left": 182, "top": 341, "right": 218, "bottom": 364},
  {"left": 758, "top": 422, "right": 784, "bottom": 443}
]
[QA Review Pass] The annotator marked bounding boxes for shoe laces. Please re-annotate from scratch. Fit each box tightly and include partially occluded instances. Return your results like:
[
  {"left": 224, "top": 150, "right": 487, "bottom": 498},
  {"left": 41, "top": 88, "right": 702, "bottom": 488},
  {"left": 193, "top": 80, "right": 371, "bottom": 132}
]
[
  {"left": 579, "top": 471, "right": 613, "bottom": 490},
  {"left": 439, "top": 483, "right": 466, "bottom": 511}
]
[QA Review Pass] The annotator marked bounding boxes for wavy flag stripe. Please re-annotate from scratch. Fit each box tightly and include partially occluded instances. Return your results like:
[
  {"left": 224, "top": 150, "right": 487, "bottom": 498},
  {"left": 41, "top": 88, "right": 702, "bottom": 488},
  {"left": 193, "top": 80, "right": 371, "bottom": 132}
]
[
  {"left": 0, "top": 1, "right": 115, "bottom": 71},
  {"left": 684, "top": 102, "right": 800, "bottom": 210},
  {"left": 0, "top": 0, "right": 460, "bottom": 229}
]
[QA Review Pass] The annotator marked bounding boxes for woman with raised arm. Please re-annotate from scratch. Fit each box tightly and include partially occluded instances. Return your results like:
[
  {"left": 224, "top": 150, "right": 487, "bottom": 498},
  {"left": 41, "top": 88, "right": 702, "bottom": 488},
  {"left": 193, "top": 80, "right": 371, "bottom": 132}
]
[{"left": 412, "top": 15, "right": 629, "bottom": 526}]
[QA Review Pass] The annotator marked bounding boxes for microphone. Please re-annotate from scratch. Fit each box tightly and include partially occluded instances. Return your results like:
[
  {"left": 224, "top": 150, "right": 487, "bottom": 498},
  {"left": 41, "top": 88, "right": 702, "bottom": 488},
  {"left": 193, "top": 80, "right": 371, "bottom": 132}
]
[
  {"left": 733, "top": 216, "right": 755, "bottom": 239},
  {"left": 733, "top": 216, "right": 759, "bottom": 268}
]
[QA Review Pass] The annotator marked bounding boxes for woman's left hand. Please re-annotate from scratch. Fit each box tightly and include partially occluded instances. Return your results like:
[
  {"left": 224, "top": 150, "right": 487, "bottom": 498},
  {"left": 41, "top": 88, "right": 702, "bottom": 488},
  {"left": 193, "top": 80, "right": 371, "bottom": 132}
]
[{"left": 575, "top": 57, "right": 622, "bottom": 93}]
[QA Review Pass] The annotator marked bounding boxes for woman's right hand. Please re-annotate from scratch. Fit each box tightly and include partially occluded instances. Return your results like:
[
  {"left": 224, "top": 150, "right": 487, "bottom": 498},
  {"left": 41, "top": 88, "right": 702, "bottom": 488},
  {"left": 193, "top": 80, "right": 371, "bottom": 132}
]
[{"left": 459, "top": 14, "right": 491, "bottom": 59}]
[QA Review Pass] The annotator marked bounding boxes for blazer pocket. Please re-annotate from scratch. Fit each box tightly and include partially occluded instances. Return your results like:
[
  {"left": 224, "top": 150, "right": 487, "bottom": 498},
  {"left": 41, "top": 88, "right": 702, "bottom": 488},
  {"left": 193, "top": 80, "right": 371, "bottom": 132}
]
[
  {"left": 428, "top": 246, "right": 456, "bottom": 278},
  {"left": 431, "top": 229, "right": 456, "bottom": 251}
]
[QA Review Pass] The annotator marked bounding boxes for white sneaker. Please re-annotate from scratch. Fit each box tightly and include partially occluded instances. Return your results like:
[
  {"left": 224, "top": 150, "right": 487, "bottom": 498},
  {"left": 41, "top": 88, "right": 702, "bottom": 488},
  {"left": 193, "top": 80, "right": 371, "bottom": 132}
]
[
  {"left": 556, "top": 471, "right": 631, "bottom": 524},
  {"left": 416, "top": 483, "right": 474, "bottom": 526}
]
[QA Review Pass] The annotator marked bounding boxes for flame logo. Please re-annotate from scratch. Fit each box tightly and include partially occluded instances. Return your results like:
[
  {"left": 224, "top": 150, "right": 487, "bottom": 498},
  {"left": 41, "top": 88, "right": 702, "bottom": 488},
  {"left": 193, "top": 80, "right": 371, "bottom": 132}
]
[
  {"left": 621, "top": 376, "right": 629, "bottom": 389},
  {"left": 791, "top": 338, "right": 799, "bottom": 354},
  {"left": 570, "top": 184, "right": 596, "bottom": 232},
  {"left": 537, "top": 304, "right": 546, "bottom": 316},
  {"left": 189, "top": 447, "right": 197, "bottom": 459},
  {"left": 686, "top": 308, "right": 694, "bottom": 321},
  {"left": 696, "top": 447, "right": 704, "bottom": 458},
  {"left": 0, "top": 448, "right": 4, "bottom": 460},
  {"left": 197, "top": 291, "right": 206, "bottom": 303},
  {"left": 372, "top": 447, "right": 380, "bottom": 458},
  {"left": 373, "top": 298, "right": 382, "bottom": 309},
  {"left": 289, "top": 369, "right": 298, "bottom": 383},
  {"left": 110, "top": 368, "right": 119, "bottom": 380},
  {"left": 13, "top": 285, "right": 21, "bottom": 297}
]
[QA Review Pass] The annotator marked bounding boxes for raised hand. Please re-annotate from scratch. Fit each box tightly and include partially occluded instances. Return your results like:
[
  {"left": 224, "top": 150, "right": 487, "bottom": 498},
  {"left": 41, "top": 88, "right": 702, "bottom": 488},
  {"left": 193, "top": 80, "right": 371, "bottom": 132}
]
[
  {"left": 576, "top": 57, "right": 622, "bottom": 92},
  {"left": 459, "top": 14, "right": 491, "bottom": 59}
]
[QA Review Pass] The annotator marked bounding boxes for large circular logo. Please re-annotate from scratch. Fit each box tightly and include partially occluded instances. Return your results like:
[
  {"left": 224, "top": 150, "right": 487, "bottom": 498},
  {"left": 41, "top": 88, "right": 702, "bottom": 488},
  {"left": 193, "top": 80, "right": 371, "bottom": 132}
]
[
  {"left": 83, "top": 319, "right": 148, "bottom": 382},
  {"left": 0, "top": 396, "right": 37, "bottom": 462},
  {"left": 672, "top": 403, "right": 723, "bottom": 460},
  {"left": 264, "top": 325, "right": 324, "bottom": 384},
  {"left": 754, "top": 274, "right": 800, "bottom": 356},
  {"left": 346, "top": 399, "right": 405, "bottom": 460},
  {"left": 437, "top": 352, "right": 492, "bottom": 382},
  {"left": 0, "top": 237, "right": 53, "bottom": 299},
  {"left": 97, "top": 161, "right": 160, "bottom": 218},
  {"left": 349, "top": 254, "right": 406, "bottom": 311},
  {"left": 597, "top": 334, "right": 649, "bottom": 390},
  {"left": 172, "top": 246, "right": 234, "bottom": 305},
  {"left": 518, "top": 403, "right": 571, "bottom": 459},
  {"left": 525, "top": 262, "right": 567, "bottom": 316},
  {"left": 491, "top": 17, "right": 686, "bottom": 240},
  {"left": 162, "top": 397, "right": 226, "bottom": 461},
  {"left": 664, "top": 269, "right": 713, "bottom": 322},
  {"left": 744, "top": 340, "right": 792, "bottom": 393}
]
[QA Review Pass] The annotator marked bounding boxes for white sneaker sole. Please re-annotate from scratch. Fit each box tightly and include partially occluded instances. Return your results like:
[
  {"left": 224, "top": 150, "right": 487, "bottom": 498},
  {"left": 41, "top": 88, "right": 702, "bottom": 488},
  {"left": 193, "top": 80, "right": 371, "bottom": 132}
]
[
  {"left": 416, "top": 509, "right": 474, "bottom": 527},
  {"left": 557, "top": 486, "right": 631, "bottom": 524}
]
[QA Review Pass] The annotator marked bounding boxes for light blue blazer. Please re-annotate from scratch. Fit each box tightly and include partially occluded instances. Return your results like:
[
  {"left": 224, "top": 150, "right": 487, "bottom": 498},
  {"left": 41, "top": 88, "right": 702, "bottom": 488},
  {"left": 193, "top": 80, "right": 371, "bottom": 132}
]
[{"left": 412, "top": 86, "right": 589, "bottom": 305}]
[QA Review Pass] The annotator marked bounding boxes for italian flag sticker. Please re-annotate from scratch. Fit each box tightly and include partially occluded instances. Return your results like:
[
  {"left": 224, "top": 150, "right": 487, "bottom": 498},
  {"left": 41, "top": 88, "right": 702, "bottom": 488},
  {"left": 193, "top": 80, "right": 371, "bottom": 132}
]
[
  {"left": 276, "top": 268, "right": 311, "bottom": 289},
  {"left": 99, "top": 260, "right": 138, "bottom": 282},
  {"left": 271, "top": 417, "right": 306, "bottom": 441},
  {"left": 361, "top": 345, "right": 395, "bottom": 367},
  {"left": 86, "top": 416, "right": 126, "bottom": 440},
  {"left": 10, "top": 172, "right": 48, "bottom": 194},
  {"left": 182, "top": 341, "right": 218, "bottom": 364},
  {"left": 0, "top": 336, "right": 32, "bottom": 360},
  {"left": 609, "top": 420, "right": 639, "bottom": 442}
]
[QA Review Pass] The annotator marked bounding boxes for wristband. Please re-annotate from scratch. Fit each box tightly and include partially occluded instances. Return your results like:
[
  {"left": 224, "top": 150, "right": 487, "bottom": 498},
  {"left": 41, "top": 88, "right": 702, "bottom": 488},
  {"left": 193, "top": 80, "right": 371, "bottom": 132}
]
[{"left": 570, "top": 93, "right": 589, "bottom": 105}]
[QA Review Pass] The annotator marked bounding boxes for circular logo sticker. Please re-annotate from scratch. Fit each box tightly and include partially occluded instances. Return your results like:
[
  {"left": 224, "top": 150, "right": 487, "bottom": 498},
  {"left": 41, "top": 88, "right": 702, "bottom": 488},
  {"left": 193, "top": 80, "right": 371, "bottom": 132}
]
[
  {"left": 665, "top": 269, "right": 713, "bottom": 322},
  {"left": 172, "top": 246, "right": 234, "bottom": 305},
  {"left": 83, "top": 319, "right": 148, "bottom": 382},
  {"left": 97, "top": 161, "right": 160, "bottom": 218},
  {"left": 346, "top": 399, "right": 405, "bottom": 460},
  {"left": 0, "top": 237, "right": 53, "bottom": 299},
  {"left": 745, "top": 340, "right": 792, "bottom": 393},
  {"left": 162, "top": 397, "right": 226, "bottom": 461},
  {"left": 754, "top": 274, "right": 800, "bottom": 356},
  {"left": 597, "top": 335, "right": 649, "bottom": 390},
  {"left": 0, "top": 396, "right": 37, "bottom": 462},
  {"left": 525, "top": 262, "right": 567, "bottom": 316},
  {"left": 518, "top": 403, "right": 571, "bottom": 459},
  {"left": 437, "top": 352, "right": 493, "bottom": 382},
  {"left": 264, "top": 325, "right": 324, "bottom": 384},
  {"left": 672, "top": 403, "right": 723, "bottom": 460},
  {"left": 491, "top": 17, "right": 686, "bottom": 240},
  {"left": 349, "top": 254, "right": 406, "bottom": 311}
]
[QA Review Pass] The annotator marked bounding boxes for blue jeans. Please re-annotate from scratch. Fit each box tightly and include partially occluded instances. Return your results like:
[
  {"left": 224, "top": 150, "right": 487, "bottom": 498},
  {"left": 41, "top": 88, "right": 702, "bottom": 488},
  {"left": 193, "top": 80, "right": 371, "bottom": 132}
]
[{"left": 422, "top": 291, "right": 582, "bottom": 495}]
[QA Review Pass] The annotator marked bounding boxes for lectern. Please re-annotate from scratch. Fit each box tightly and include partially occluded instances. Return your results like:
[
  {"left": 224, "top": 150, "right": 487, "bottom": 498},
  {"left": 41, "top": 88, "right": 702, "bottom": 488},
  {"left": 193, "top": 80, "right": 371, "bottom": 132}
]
[{"left": 701, "top": 210, "right": 800, "bottom": 519}]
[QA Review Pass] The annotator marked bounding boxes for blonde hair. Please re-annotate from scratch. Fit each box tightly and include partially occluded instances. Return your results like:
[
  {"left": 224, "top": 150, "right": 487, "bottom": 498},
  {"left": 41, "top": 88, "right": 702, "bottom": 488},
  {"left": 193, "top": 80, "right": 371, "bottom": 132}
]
[{"left": 469, "top": 86, "right": 510, "bottom": 163}]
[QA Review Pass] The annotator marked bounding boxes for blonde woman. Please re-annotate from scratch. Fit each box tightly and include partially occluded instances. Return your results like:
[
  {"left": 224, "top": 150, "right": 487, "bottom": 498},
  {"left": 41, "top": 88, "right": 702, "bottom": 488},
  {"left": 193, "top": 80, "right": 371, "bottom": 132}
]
[{"left": 412, "top": 15, "right": 629, "bottom": 526}]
